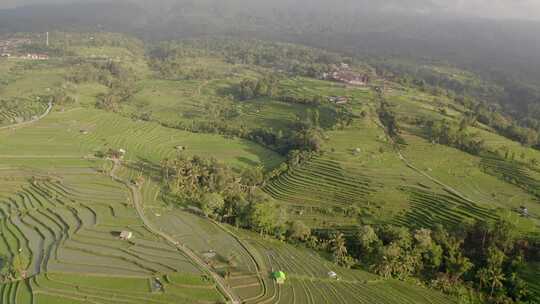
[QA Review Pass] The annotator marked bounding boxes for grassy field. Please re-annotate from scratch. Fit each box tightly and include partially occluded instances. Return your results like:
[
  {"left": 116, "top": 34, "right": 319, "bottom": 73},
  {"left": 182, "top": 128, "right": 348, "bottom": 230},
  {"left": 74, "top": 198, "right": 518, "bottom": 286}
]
[{"left": 0, "top": 106, "right": 283, "bottom": 169}]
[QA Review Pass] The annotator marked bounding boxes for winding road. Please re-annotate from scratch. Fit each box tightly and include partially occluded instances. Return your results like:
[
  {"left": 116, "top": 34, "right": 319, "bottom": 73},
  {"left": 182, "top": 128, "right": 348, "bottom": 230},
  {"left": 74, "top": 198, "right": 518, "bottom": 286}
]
[{"left": 109, "top": 159, "right": 241, "bottom": 304}]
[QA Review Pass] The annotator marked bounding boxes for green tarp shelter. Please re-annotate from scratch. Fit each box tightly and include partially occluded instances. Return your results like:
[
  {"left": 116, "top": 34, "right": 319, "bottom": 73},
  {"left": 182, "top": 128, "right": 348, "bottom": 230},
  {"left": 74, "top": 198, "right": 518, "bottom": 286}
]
[{"left": 272, "top": 271, "right": 286, "bottom": 284}]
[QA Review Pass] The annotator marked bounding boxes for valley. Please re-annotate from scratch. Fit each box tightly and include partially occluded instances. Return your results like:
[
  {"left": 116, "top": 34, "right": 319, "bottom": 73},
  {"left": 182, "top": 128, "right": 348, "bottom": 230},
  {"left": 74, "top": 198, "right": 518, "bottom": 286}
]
[{"left": 0, "top": 32, "right": 538, "bottom": 304}]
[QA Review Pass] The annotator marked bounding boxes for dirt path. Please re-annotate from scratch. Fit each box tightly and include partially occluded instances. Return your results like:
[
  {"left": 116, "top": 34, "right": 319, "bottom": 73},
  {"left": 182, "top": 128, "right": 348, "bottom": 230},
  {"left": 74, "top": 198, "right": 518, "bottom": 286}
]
[
  {"left": 109, "top": 159, "right": 241, "bottom": 304},
  {"left": 196, "top": 80, "right": 209, "bottom": 96},
  {"left": 208, "top": 218, "right": 272, "bottom": 301},
  {"left": 0, "top": 101, "right": 53, "bottom": 131}
]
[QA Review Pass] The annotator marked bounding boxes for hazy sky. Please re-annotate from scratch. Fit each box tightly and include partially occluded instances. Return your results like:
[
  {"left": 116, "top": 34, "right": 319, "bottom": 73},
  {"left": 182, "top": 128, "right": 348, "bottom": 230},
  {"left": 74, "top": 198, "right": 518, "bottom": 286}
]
[{"left": 1, "top": 0, "right": 539, "bottom": 21}]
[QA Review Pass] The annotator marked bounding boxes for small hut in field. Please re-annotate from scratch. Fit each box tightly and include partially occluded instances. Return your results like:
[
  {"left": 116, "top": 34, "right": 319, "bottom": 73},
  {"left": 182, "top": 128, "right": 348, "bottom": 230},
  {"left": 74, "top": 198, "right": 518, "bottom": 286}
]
[
  {"left": 119, "top": 231, "right": 133, "bottom": 240},
  {"left": 272, "top": 271, "right": 286, "bottom": 284}
]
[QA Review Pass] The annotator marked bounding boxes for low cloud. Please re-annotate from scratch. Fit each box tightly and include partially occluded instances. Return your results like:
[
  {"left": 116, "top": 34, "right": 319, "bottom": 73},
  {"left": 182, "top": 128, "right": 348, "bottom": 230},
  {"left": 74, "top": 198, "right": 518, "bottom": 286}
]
[{"left": 1, "top": 0, "right": 539, "bottom": 21}]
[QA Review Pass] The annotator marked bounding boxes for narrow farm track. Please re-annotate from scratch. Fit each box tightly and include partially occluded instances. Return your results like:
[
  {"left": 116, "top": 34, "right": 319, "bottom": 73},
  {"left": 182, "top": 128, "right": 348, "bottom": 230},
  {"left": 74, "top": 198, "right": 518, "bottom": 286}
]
[
  {"left": 196, "top": 80, "right": 209, "bottom": 96},
  {"left": 0, "top": 102, "right": 53, "bottom": 131},
  {"left": 109, "top": 159, "right": 241, "bottom": 304},
  {"left": 372, "top": 116, "right": 483, "bottom": 208},
  {"left": 208, "top": 218, "right": 273, "bottom": 303}
]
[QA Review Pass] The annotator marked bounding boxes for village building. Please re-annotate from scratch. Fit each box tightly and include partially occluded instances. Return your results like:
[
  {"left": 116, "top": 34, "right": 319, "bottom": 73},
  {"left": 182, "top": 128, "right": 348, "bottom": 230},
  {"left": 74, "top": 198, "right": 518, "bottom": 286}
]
[
  {"left": 323, "top": 63, "right": 371, "bottom": 86},
  {"left": 328, "top": 96, "right": 349, "bottom": 105},
  {"left": 25, "top": 53, "right": 49, "bottom": 60}
]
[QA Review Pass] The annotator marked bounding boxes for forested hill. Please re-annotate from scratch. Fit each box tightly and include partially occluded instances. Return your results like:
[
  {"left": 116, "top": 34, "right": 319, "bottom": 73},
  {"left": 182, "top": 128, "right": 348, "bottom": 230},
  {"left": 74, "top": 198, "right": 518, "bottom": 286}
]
[{"left": 1, "top": 0, "right": 540, "bottom": 123}]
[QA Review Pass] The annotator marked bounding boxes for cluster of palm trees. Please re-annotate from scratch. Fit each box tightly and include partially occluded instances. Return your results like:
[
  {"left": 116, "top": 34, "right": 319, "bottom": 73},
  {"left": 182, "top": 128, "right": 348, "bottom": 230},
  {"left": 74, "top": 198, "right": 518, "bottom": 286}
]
[
  {"left": 159, "top": 155, "right": 241, "bottom": 198},
  {"left": 324, "top": 219, "right": 535, "bottom": 303}
]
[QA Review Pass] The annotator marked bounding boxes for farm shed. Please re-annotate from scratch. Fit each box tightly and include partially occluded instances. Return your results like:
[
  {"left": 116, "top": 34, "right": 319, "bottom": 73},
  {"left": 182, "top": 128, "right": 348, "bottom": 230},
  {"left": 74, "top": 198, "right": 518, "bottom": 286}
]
[
  {"left": 272, "top": 271, "right": 286, "bottom": 284},
  {"left": 120, "top": 231, "right": 133, "bottom": 240}
]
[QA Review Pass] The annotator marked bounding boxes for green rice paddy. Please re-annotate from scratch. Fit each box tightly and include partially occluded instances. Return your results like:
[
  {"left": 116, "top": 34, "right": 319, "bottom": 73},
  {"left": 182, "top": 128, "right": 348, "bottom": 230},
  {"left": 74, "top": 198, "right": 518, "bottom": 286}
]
[{"left": 1, "top": 35, "right": 538, "bottom": 303}]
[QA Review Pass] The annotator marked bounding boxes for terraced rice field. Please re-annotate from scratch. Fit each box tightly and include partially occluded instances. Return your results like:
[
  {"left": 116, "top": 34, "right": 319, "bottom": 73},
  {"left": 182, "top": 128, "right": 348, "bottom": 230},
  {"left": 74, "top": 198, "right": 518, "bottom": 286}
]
[
  {"left": 265, "top": 157, "right": 377, "bottom": 209},
  {"left": 0, "top": 100, "right": 47, "bottom": 126},
  {"left": 394, "top": 186, "right": 498, "bottom": 228},
  {"left": 0, "top": 169, "right": 224, "bottom": 303},
  {"left": 0, "top": 107, "right": 283, "bottom": 169},
  {"left": 263, "top": 111, "right": 524, "bottom": 232},
  {"left": 0, "top": 92, "right": 286, "bottom": 303},
  {"left": 263, "top": 155, "right": 385, "bottom": 228},
  {"left": 28, "top": 272, "right": 222, "bottom": 304},
  {"left": 2, "top": 41, "right": 536, "bottom": 303},
  {"left": 241, "top": 232, "right": 456, "bottom": 304},
  {"left": 0, "top": 65, "right": 66, "bottom": 100},
  {"left": 399, "top": 133, "right": 540, "bottom": 226},
  {"left": 125, "top": 76, "right": 342, "bottom": 135},
  {"left": 481, "top": 156, "right": 540, "bottom": 199},
  {"left": 474, "top": 127, "right": 540, "bottom": 163},
  {"left": 150, "top": 209, "right": 273, "bottom": 303}
]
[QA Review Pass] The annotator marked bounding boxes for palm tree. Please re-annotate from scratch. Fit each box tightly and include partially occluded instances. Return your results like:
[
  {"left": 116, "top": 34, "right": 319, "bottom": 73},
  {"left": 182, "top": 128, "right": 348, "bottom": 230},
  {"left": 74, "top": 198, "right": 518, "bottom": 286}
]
[
  {"left": 331, "top": 232, "right": 348, "bottom": 265},
  {"left": 489, "top": 269, "right": 505, "bottom": 297}
]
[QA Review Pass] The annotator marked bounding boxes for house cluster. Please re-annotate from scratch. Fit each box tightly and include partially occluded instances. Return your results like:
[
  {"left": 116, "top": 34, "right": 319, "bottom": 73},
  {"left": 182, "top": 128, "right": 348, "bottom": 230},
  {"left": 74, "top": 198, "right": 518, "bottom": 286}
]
[
  {"left": 0, "top": 42, "right": 12, "bottom": 57},
  {"left": 0, "top": 37, "right": 50, "bottom": 60},
  {"left": 0, "top": 38, "right": 31, "bottom": 58},
  {"left": 23, "top": 53, "right": 49, "bottom": 60},
  {"left": 323, "top": 63, "right": 371, "bottom": 86}
]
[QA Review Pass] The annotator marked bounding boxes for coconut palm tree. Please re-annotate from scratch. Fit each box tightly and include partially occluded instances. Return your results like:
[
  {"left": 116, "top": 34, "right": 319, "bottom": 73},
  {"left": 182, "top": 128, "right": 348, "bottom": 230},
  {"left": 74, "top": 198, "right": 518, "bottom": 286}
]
[{"left": 331, "top": 232, "right": 348, "bottom": 265}]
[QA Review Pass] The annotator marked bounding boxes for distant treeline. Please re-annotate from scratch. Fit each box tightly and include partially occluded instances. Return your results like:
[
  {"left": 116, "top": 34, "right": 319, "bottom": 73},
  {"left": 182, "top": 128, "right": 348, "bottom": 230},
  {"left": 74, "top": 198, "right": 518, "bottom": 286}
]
[
  {"left": 147, "top": 39, "right": 349, "bottom": 79},
  {"left": 1, "top": 0, "right": 540, "bottom": 132}
]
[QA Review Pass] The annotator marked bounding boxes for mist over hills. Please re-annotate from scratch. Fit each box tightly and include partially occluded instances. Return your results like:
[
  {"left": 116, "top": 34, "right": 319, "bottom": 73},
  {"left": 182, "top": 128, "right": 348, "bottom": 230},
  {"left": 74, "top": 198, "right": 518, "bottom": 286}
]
[
  {"left": 1, "top": 0, "right": 539, "bottom": 113},
  {"left": 1, "top": 2, "right": 540, "bottom": 303},
  {"left": 2, "top": 0, "right": 540, "bottom": 21}
]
